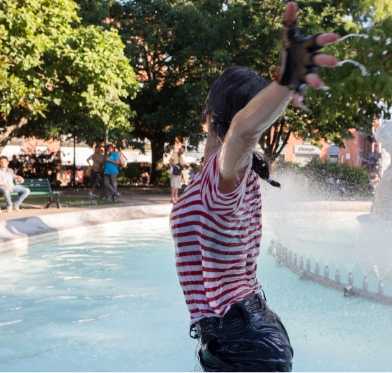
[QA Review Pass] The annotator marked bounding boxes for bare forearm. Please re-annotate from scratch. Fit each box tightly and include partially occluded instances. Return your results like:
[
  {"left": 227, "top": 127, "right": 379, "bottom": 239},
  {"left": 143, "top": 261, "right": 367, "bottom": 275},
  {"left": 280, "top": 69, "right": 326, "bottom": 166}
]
[{"left": 220, "top": 82, "right": 291, "bottom": 180}]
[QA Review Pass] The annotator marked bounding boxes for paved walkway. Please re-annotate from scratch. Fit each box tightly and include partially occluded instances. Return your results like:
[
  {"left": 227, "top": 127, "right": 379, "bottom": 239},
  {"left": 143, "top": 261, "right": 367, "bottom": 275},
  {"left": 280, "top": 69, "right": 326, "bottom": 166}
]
[{"left": 0, "top": 188, "right": 171, "bottom": 222}]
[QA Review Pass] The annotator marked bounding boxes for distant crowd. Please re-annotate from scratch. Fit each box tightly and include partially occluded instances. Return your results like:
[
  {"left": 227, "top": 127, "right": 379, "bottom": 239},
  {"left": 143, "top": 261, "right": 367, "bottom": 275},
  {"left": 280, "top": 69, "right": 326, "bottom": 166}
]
[
  {"left": 0, "top": 143, "right": 130, "bottom": 212},
  {"left": 6, "top": 152, "right": 62, "bottom": 184},
  {"left": 2, "top": 150, "right": 85, "bottom": 188}
]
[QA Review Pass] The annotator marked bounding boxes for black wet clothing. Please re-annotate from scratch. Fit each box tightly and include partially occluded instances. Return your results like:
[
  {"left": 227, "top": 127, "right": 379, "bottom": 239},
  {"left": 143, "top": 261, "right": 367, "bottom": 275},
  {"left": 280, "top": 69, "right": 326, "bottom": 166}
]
[{"left": 191, "top": 293, "right": 293, "bottom": 372}]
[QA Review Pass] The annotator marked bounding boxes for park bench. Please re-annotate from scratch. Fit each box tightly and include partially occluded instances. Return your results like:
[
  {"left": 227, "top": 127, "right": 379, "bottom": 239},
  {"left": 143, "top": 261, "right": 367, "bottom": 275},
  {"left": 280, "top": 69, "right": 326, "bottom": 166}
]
[
  {"left": 17, "top": 178, "right": 61, "bottom": 209},
  {"left": 22, "top": 178, "right": 61, "bottom": 208}
]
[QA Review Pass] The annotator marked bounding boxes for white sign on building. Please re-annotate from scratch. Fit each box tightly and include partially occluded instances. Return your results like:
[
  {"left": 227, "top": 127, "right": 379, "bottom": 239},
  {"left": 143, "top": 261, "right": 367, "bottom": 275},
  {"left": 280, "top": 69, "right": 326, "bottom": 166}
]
[
  {"left": 294, "top": 144, "right": 321, "bottom": 156},
  {"left": 293, "top": 143, "right": 321, "bottom": 166}
]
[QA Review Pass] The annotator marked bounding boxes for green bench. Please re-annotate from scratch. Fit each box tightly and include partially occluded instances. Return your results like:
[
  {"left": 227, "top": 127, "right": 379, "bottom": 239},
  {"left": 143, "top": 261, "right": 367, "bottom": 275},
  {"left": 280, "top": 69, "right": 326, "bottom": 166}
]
[{"left": 20, "top": 178, "right": 61, "bottom": 209}]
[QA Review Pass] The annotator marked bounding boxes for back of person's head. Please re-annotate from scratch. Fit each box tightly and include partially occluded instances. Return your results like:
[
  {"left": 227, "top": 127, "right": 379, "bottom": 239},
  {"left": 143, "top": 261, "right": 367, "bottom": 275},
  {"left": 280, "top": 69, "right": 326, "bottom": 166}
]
[
  {"left": 204, "top": 66, "right": 279, "bottom": 187},
  {"left": 204, "top": 66, "right": 269, "bottom": 140}
]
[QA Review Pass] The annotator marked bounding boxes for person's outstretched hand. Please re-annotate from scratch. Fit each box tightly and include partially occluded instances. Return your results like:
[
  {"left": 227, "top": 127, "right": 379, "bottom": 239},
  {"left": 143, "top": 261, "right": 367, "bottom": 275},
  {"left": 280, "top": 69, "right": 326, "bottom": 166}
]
[{"left": 278, "top": 1, "right": 338, "bottom": 92}]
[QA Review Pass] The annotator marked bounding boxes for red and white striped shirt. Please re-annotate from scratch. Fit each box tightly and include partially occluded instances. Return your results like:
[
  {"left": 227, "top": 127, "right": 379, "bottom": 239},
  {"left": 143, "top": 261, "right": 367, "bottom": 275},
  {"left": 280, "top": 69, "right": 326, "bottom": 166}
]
[{"left": 170, "top": 150, "right": 262, "bottom": 323}]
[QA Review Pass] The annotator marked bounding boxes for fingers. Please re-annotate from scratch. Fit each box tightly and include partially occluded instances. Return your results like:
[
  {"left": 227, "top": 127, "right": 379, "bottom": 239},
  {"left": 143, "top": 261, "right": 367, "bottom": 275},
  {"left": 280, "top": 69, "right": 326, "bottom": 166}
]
[
  {"left": 292, "top": 94, "right": 304, "bottom": 107},
  {"left": 292, "top": 94, "right": 310, "bottom": 112},
  {"left": 305, "top": 73, "right": 325, "bottom": 89},
  {"left": 313, "top": 54, "right": 337, "bottom": 67},
  {"left": 283, "top": 2, "right": 298, "bottom": 27},
  {"left": 316, "top": 33, "right": 340, "bottom": 46}
]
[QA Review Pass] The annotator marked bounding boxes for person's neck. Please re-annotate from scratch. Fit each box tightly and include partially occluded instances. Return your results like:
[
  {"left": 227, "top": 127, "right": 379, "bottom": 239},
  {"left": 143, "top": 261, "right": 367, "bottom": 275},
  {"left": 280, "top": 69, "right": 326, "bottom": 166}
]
[{"left": 204, "top": 134, "right": 221, "bottom": 160}]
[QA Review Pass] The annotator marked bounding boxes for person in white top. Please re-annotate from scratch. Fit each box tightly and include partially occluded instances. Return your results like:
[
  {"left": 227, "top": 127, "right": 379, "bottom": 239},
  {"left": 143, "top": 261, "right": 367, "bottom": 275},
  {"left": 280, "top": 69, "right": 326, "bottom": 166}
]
[{"left": 0, "top": 156, "right": 30, "bottom": 212}]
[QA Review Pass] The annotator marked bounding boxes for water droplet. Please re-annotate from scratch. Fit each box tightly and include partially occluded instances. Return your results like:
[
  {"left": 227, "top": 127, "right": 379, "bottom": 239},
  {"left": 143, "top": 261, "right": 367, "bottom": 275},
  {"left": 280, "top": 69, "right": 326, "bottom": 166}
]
[
  {"left": 362, "top": 110, "right": 367, "bottom": 114},
  {"left": 382, "top": 50, "right": 388, "bottom": 56},
  {"left": 337, "top": 33, "right": 369, "bottom": 43},
  {"left": 372, "top": 36, "right": 381, "bottom": 41},
  {"left": 386, "top": 38, "right": 392, "bottom": 46},
  {"left": 337, "top": 59, "right": 369, "bottom": 77},
  {"left": 368, "top": 52, "right": 374, "bottom": 58}
]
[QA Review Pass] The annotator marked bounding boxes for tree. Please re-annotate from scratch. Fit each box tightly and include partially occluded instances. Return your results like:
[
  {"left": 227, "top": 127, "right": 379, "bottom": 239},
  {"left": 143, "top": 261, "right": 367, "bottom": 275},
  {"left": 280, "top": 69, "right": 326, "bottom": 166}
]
[
  {"left": 0, "top": 0, "right": 78, "bottom": 145},
  {"left": 192, "top": 0, "right": 392, "bottom": 161},
  {"left": 0, "top": 0, "right": 138, "bottom": 148},
  {"left": 117, "top": 0, "right": 213, "bottom": 183},
  {"left": 22, "top": 26, "right": 138, "bottom": 146},
  {"left": 84, "top": 0, "right": 392, "bottom": 184}
]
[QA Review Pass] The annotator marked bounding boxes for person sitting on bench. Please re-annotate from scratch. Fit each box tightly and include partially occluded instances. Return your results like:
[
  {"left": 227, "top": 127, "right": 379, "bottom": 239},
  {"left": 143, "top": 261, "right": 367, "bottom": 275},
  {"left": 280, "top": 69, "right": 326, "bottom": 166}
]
[{"left": 0, "top": 156, "right": 30, "bottom": 212}]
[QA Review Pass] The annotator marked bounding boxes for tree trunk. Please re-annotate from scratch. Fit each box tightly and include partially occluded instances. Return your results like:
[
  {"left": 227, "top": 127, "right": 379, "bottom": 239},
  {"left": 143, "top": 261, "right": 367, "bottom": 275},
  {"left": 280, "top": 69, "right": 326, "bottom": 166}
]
[
  {"left": 150, "top": 138, "right": 165, "bottom": 185},
  {"left": 260, "top": 120, "right": 292, "bottom": 161},
  {"left": 72, "top": 134, "right": 77, "bottom": 187},
  {"left": 0, "top": 117, "right": 29, "bottom": 146}
]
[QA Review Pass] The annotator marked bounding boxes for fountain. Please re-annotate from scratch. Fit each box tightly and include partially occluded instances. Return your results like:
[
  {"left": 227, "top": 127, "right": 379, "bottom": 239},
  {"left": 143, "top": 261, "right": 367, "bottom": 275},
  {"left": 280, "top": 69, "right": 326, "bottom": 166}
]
[
  {"left": 371, "top": 119, "right": 392, "bottom": 220},
  {"left": 263, "top": 117, "right": 392, "bottom": 304}
]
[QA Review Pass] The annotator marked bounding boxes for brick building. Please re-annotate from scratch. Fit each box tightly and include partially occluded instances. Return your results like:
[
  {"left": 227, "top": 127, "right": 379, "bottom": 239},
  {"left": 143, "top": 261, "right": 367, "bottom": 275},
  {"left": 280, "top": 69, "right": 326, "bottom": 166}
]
[{"left": 282, "top": 121, "right": 381, "bottom": 169}]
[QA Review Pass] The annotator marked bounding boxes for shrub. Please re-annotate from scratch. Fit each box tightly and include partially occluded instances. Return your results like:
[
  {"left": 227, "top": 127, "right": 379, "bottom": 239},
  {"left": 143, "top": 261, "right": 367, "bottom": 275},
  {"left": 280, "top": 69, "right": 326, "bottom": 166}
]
[
  {"left": 302, "top": 158, "right": 370, "bottom": 196},
  {"left": 118, "top": 163, "right": 142, "bottom": 185},
  {"left": 157, "top": 167, "right": 170, "bottom": 187}
]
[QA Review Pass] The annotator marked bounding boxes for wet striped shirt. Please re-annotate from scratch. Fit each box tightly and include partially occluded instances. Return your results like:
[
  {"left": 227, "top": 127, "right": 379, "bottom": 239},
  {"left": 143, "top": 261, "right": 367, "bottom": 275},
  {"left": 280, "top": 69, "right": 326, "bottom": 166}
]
[{"left": 170, "top": 151, "right": 262, "bottom": 323}]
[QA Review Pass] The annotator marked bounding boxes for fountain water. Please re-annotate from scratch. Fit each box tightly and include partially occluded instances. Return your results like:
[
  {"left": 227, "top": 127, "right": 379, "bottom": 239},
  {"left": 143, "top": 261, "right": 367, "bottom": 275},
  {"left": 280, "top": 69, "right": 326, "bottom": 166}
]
[
  {"left": 333, "top": 33, "right": 390, "bottom": 78},
  {"left": 263, "top": 127, "right": 392, "bottom": 303},
  {"left": 336, "top": 60, "right": 369, "bottom": 76}
]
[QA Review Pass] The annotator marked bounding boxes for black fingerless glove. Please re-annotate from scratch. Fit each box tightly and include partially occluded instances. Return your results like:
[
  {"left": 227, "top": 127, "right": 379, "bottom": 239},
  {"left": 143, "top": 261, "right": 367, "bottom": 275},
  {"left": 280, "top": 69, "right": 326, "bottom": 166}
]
[{"left": 278, "top": 25, "right": 322, "bottom": 92}]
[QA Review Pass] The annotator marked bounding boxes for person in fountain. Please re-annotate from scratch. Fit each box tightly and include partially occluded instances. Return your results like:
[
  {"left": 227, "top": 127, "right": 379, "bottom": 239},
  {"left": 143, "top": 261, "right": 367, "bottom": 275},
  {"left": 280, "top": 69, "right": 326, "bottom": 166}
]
[
  {"left": 170, "top": 2, "right": 339, "bottom": 371},
  {"left": 0, "top": 156, "right": 30, "bottom": 212}
]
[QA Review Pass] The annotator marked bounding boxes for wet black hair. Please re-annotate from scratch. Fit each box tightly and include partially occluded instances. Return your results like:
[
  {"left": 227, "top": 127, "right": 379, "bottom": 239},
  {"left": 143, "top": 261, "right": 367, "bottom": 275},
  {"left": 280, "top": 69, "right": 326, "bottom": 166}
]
[{"left": 204, "top": 66, "right": 280, "bottom": 187}]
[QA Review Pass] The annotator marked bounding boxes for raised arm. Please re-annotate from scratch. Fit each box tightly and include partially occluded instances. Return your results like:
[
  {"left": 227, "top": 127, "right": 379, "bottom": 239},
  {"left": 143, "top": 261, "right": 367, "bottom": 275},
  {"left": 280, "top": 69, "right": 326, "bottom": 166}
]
[
  {"left": 218, "top": 2, "right": 338, "bottom": 191},
  {"left": 219, "top": 82, "right": 291, "bottom": 185}
]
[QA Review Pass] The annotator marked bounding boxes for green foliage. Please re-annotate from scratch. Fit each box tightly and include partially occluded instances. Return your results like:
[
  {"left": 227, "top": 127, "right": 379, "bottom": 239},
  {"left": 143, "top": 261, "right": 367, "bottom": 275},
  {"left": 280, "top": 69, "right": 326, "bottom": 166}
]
[
  {"left": 303, "top": 13, "right": 392, "bottom": 145},
  {"left": 0, "top": 0, "right": 138, "bottom": 146},
  {"left": 118, "top": 162, "right": 143, "bottom": 185},
  {"left": 116, "top": 0, "right": 212, "bottom": 182},
  {"left": 2, "top": 0, "right": 391, "bottom": 182},
  {"left": 156, "top": 167, "right": 171, "bottom": 187},
  {"left": 76, "top": 0, "right": 122, "bottom": 25},
  {"left": 0, "top": 0, "right": 79, "bottom": 141},
  {"left": 302, "top": 158, "right": 370, "bottom": 195},
  {"left": 114, "top": 0, "right": 392, "bottom": 181},
  {"left": 255, "top": 1, "right": 392, "bottom": 158},
  {"left": 29, "top": 25, "right": 138, "bottom": 143}
]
